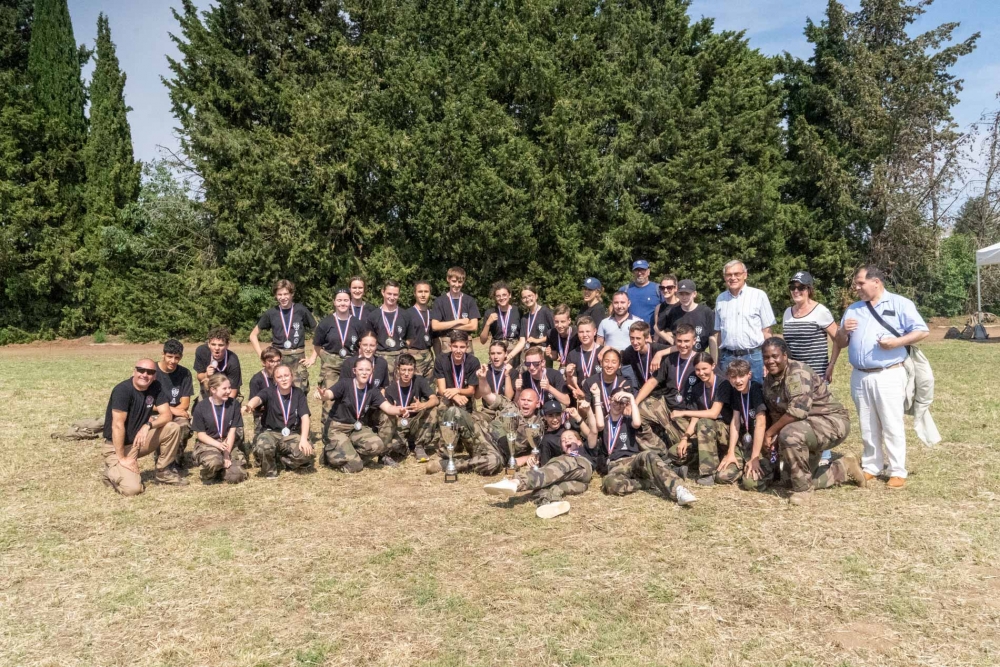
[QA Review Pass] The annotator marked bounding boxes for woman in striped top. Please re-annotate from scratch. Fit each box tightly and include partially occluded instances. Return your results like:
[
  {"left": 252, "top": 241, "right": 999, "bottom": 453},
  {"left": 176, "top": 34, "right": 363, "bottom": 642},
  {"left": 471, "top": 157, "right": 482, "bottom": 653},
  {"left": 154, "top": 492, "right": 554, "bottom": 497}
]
[{"left": 781, "top": 271, "right": 838, "bottom": 383}]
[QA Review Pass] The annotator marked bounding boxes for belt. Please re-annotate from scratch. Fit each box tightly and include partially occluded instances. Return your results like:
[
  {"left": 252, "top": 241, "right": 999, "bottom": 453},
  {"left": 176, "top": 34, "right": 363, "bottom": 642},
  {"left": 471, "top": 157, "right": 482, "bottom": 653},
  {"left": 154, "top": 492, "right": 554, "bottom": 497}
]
[
  {"left": 722, "top": 347, "right": 760, "bottom": 357},
  {"left": 857, "top": 362, "right": 905, "bottom": 373}
]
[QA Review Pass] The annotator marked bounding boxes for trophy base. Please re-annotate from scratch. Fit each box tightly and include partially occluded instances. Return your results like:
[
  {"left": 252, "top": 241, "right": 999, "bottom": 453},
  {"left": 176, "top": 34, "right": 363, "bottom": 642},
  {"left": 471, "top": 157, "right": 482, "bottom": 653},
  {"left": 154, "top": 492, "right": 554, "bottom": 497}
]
[
  {"left": 444, "top": 472, "right": 458, "bottom": 483},
  {"left": 505, "top": 468, "right": 517, "bottom": 480}
]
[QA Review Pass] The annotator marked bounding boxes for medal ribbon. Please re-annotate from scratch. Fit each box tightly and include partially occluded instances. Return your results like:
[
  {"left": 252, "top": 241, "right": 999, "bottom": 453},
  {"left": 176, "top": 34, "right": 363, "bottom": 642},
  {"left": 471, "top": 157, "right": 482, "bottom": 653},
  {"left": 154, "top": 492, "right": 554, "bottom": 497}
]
[
  {"left": 580, "top": 347, "right": 597, "bottom": 377},
  {"left": 452, "top": 359, "right": 465, "bottom": 389},
  {"left": 557, "top": 328, "right": 572, "bottom": 365},
  {"left": 526, "top": 306, "right": 540, "bottom": 337},
  {"left": 740, "top": 390, "right": 751, "bottom": 432},
  {"left": 334, "top": 315, "right": 350, "bottom": 349},
  {"left": 702, "top": 376, "right": 716, "bottom": 410},
  {"left": 638, "top": 346, "right": 652, "bottom": 381},
  {"left": 397, "top": 380, "right": 413, "bottom": 408},
  {"left": 449, "top": 295, "right": 463, "bottom": 320},
  {"left": 606, "top": 415, "right": 624, "bottom": 454},
  {"left": 278, "top": 305, "right": 293, "bottom": 342},
  {"left": 674, "top": 354, "right": 694, "bottom": 392},
  {"left": 278, "top": 390, "right": 293, "bottom": 429},
  {"left": 214, "top": 350, "right": 229, "bottom": 372},
  {"left": 380, "top": 307, "right": 399, "bottom": 342},
  {"left": 529, "top": 374, "right": 547, "bottom": 403},
  {"left": 600, "top": 377, "right": 620, "bottom": 413},
  {"left": 212, "top": 400, "right": 227, "bottom": 438},
  {"left": 489, "top": 366, "right": 505, "bottom": 393},
  {"left": 351, "top": 303, "right": 364, "bottom": 320},
  {"left": 418, "top": 307, "right": 430, "bottom": 332},
  {"left": 354, "top": 382, "right": 369, "bottom": 422},
  {"left": 497, "top": 308, "right": 511, "bottom": 338},
  {"left": 263, "top": 372, "right": 270, "bottom": 388}
]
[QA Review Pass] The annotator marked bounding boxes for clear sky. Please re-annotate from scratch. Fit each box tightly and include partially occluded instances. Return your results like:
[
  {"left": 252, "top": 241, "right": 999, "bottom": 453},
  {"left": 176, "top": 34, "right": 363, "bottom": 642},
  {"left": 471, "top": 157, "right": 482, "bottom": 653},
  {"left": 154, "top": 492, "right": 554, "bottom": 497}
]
[{"left": 67, "top": 0, "right": 999, "bottom": 165}]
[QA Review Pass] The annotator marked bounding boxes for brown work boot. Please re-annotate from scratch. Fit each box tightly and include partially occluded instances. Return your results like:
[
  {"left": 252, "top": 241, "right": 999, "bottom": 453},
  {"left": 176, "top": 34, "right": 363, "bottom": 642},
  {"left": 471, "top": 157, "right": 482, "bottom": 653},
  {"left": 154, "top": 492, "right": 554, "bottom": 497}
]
[
  {"left": 887, "top": 476, "right": 906, "bottom": 489},
  {"left": 155, "top": 467, "right": 189, "bottom": 486},
  {"left": 788, "top": 490, "right": 813, "bottom": 506},
  {"left": 864, "top": 472, "right": 878, "bottom": 482},
  {"left": 425, "top": 459, "right": 443, "bottom": 474},
  {"left": 841, "top": 455, "right": 867, "bottom": 488},
  {"left": 224, "top": 462, "right": 248, "bottom": 484}
]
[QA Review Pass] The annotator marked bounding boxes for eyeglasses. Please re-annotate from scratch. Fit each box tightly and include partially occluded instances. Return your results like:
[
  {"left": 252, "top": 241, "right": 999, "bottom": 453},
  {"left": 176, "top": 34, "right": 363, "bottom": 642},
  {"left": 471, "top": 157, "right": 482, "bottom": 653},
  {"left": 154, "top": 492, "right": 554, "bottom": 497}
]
[
  {"left": 660, "top": 285, "right": 676, "bottom": 292},
  {"left": 524, "top": 361, "right": 541, "bottom": 367},
  {"left": 789, "top": 285, "right": 808, "bottom": 292},
  {"left": 134, "top": 367, "right": 157, "bottom": 376}
]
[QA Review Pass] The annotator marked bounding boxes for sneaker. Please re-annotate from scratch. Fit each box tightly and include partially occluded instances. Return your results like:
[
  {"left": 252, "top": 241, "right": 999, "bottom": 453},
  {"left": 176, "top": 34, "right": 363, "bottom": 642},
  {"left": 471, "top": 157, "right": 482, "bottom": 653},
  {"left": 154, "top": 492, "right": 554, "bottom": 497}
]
[
  {"left": 841, "top": 455, "right": 867, "bottom": 488},
  {"left": 425, "top": 459, "right": 443, "bottom": 474},
  {"left": 154, "top": 468, "right": 189, "bottom": 486},
  {"left": 675, "top": 486, "right": 697, "bottom": 506},
  {"left": 413, "top": 446, "right": 429, "bottom": 463},
  {"left": 381, "top": 455, "right": 400, "bottom": 469},
  {"left": 535, "top": 501, "right": 571, "bottom": 519},
  {"left": 484, "top": 478, "right": 521, "bottom": 497},
  {"left": 696, "top": 475, "right": 715, "bottom": 487},
  {"left": 887, "top": 476, "right": 906, "bottom": 489},
  {"left": 264, "top": 470, "right": 279, "bottom": 480},
  {"left": 673, "top": 465, "right": 688, "bottom": 480},
  {"left": 788, "top": 490, "right": 813, "bottom": 505}
]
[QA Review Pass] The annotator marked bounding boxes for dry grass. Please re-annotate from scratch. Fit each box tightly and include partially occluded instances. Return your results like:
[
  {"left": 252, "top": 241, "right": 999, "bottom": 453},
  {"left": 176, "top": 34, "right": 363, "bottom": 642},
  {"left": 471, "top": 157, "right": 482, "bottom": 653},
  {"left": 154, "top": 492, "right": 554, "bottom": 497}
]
[{"left": 1, "top": 339, "right": 998, "bottom": 667}]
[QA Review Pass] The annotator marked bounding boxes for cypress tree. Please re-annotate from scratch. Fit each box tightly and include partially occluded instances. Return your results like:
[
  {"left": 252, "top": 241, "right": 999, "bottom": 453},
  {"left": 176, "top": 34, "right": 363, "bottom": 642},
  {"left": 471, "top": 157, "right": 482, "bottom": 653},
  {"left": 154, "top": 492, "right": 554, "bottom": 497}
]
[{"left": 27, "top": 0, "right": 85, "bottom": 140}]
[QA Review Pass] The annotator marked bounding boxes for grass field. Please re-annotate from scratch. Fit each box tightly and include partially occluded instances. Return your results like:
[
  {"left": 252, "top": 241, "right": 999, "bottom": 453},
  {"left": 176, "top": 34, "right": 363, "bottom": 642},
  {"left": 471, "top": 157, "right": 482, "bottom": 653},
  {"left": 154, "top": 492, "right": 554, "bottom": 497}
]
[{"left": 1, "top": 338, "right": 998, "bottom": 667}]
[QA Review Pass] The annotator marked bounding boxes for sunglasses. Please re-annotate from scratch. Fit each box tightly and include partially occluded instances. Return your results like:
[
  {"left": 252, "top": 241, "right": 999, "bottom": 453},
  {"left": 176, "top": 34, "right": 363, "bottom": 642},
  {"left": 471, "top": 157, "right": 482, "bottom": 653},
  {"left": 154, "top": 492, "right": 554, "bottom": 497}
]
[
  {"left": 135, "top": 367, "right": 157, "bottom": 376},
  {"left": 660, "top": 285, "right": 676, "bottom": 291},
  {"left": 789, "top": 284, "right": 808, "bottom": 292},
  {"left": 524, "top": 361, "right": 542, "bottom": 367}
]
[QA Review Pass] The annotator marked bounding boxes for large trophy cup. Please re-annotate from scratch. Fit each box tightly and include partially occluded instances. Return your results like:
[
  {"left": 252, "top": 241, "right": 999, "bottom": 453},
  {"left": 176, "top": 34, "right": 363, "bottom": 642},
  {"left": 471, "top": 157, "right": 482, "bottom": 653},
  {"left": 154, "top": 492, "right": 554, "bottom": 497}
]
[
  {"left": 500, "top": 410, "right": 520, "bottom": 479},
  {"left": 525, "top": 422, "right": 541, "bottom": 471},
  {"left": 440, "top": 420, "right": 459, "bottom": 483}
]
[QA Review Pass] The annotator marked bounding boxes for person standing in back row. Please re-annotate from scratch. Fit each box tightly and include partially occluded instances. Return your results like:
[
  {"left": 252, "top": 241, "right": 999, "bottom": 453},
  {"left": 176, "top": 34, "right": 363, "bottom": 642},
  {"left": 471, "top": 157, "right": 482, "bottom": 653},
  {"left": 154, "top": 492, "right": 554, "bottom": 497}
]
[
  {"left": 836, "top": 265, "right": 928, "bottom": 489},
  {"left": 714, "top": 260, "right": 775, "bottom": 383},
  {"left": 430, "top": 266, "right": 480, "bottom": 356},
  {"left": 782, "top": 271, "right": 838, "bottom": 381},
  {"left": 621, "top": 260, "right": 662, "bottom": 325},
  {"left": 579, "top": 277, "right": 607, "bottom": 325},
  {"left": 366, "top": 280, "right": 408, "bottom": 376},
  {"left": 657, "top": 280, "right": 718, "bottom": 359},
  {"left": 250, "top": 279, "right": 317, "bottom": 393},
  {"left": 405, "top": 280, "right": 436, "bottom": 379}
]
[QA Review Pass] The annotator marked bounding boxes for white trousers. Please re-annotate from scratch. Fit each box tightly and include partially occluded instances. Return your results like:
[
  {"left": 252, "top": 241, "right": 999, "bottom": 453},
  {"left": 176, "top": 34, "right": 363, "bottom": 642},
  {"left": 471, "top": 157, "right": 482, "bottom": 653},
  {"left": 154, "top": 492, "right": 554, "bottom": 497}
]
[{"left": 850, "top": 366, "right": 907, "bottom": 478}]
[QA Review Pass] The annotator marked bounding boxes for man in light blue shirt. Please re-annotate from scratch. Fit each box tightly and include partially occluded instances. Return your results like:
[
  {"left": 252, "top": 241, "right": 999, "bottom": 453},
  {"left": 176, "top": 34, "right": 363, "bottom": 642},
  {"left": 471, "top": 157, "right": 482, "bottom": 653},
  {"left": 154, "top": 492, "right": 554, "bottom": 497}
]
[
  {"left": 621, "top": 260, "right": 662, "bottom": 325},
  {"left": 836, "top": 265, "right": 928, "bottom": 488}
]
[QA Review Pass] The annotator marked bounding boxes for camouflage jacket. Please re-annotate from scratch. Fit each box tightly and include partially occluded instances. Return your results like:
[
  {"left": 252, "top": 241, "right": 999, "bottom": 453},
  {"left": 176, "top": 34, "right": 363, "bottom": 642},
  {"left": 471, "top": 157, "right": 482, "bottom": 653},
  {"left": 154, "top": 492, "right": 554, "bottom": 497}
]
[{"left": 763, "top": 360, "right": 848, "bottom": 422}]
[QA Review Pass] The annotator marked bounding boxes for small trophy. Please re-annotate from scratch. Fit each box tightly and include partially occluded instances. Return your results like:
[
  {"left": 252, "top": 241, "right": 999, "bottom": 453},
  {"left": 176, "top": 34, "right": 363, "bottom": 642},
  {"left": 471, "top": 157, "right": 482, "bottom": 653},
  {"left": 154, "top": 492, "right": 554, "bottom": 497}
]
[
  {"left": 525, "top": 422, "right": 541, "bottom": 471},
  {"left": 500, "top": 410, "right": 520, "bottom": 479},
  {"left": 441, "top": 420, "right": 458, "bottom": 483}
]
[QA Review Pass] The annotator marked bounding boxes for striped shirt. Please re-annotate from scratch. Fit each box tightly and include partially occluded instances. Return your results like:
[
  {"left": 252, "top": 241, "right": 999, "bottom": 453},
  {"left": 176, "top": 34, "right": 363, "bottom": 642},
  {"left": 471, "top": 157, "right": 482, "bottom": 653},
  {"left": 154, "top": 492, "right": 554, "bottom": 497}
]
[
  {"left": 714, "top": 285, "right": 776, "bottom": 351},
  {"left": 782, "top": 304, "right": 834, "bottom": 376}
]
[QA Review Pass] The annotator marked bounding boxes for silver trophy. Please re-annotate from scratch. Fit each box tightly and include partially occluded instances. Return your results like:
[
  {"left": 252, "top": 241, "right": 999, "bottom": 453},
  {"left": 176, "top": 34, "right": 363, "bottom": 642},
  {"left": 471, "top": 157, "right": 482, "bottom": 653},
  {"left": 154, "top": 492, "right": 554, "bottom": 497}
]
[
  {"left": 500, "top": 410, "right": 520, "bottom": 479},
  {"left": 525, "top": 422, "right": 541, "bottom": 471},
  {"left": 441, "top": 420, "right": 458, "bottom": 483}
]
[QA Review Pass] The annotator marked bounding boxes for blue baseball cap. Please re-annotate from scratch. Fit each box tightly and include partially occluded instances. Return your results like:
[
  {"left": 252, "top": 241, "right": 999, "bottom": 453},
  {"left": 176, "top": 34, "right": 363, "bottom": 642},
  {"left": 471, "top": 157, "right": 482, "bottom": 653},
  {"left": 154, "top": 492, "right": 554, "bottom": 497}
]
[
  {"left": 632, "top": 259, "right": 649, "bottom": 270},
  {"left": 583, "top": 277, "right": 602, "bottom": 290}
]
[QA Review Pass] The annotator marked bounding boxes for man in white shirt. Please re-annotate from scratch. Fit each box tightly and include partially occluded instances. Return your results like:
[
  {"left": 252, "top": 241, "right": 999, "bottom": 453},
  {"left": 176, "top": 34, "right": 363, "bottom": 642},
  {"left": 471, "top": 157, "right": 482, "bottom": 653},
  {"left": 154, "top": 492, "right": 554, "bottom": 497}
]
[
  {"left": 713, "top": 260, "right": 776, "bottom": 382},
  {"left": 597, "top": 291, "right": 641, "bottom": 351}
]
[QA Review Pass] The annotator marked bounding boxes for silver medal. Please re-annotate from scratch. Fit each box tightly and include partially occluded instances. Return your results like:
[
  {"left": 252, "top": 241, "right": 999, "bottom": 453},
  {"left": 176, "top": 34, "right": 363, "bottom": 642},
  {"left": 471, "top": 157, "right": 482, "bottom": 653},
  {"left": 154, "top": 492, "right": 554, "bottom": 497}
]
[
  {"left": 339, "top": 348, "right": 347, "bottom": 357},
  {"left": 399, "top": 418, "right": 409, "bottom": 428},
  {"left": 386, "top": 337, "right": 396, "bottom": 347},
  {"left": 283, "top": 340, "right": 291, "bottom": 349},
  {"left": 424, "top": 334, "right": 430, "bottom": 342},
  {"left": 353, "top": 421, "right": 363, "bottom": 431},
  {"left": 281, "top": 427, "right": 291, "bottom": 437},
  {"left": 742, "top": 432, "right": 752, "bottom": 445},
  {"left": 559, "top": 368, "right": 565, "bottom": 376}
]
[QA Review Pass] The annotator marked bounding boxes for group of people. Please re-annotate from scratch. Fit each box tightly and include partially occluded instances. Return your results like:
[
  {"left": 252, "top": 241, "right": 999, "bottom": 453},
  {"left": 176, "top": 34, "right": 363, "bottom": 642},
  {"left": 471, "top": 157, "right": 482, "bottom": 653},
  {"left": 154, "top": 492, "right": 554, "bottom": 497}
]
[{"left": 100, "top": 260, "right": 929, "bottom": 519}]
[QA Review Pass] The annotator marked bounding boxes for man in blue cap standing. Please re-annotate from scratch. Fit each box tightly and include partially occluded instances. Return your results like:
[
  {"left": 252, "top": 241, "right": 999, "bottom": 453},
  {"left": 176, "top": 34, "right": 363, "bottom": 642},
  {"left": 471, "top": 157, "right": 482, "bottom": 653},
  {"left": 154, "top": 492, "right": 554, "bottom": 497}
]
[{"left": 621, "top": 260, "right": 662, "bottom": 326}]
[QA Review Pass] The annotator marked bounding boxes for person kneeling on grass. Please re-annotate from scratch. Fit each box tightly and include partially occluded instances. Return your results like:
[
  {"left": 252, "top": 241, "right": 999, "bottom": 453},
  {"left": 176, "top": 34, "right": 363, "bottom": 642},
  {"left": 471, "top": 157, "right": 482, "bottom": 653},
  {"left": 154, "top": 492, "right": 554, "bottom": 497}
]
[
  {"left": 760, "top": 337, "right": 866, "bottom": 505},
  {"left": 484, "top": 398, "right": 600, "bottom": 519},
  {"left": 316, "top": 357, "right": 410, "bottom": 472},
  {"left": 191, "top": 374, "right": 248, "bottom": 484},
  {"left": 241, "top": 364, "right": 314, "bottom": 479}
]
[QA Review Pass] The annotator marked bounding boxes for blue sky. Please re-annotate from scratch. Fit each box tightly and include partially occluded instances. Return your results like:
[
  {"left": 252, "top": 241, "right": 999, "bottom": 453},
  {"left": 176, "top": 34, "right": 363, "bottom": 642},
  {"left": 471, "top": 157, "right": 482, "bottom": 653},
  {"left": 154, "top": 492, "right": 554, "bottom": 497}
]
[{"left": 67, "top": 0, "right": 999, "bottom": 165}]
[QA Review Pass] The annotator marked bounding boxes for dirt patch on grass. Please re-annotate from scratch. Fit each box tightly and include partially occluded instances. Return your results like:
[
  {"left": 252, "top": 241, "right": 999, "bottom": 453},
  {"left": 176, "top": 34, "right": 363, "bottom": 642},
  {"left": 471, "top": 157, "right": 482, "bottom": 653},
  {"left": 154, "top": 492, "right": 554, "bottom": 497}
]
[{"left": 830, "top": 621, "right": 899, "bottom": 651}]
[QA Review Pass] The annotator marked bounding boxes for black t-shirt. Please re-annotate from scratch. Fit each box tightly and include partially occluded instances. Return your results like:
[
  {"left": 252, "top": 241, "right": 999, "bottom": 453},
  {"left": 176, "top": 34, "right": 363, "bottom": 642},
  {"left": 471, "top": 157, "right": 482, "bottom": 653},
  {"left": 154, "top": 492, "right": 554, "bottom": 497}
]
[
  {"left": 193, "top": 345, "right": 243, "bottom": 395},
  {"left": 690, "top": 376, "right": 734, "bottom": 424},
  {"left": 191, "top": 397, "right": 244, "bottom": 440},
  {"left": 519, "top": 368, "right": 566, "bottom": 404},
  {"left": 578, "top": 302, "right": 607, "bottom": 327},
  {"left": 341, "top": 355, "right": 389, "bottom": 389},
  {"left": 155, "top": 365, "right": 193, "bottom": 408},
  {"left": 383, "top": 375, "right": 435, "bottom": 406},
  {"left": 538, "top": 421, "right": 595, "bottom": 466},
  {"left": 724, "top": 381, "right": 766, "bottom": 437},
  {"left": 366, "top": 307, "right": 408, "bottom": 353},
  {"left": 253, "top": 385, "right": 311, "bottom": 434},
  {"left": 350, "top": 302, "right": 376, "bottom": 323},
  {"left": 484, "top": 365, "right": 510, "bottom": 394},
  {"left": 329, "top": 378, "right": 387, "bottom": 425},
  {"left": 660, "top": 303, "right": 716, "bottom": 352},
  {"left": 103, "top": 378, "right": 168, "bottom": 443},
  {"left": 565, "top": 346, "right": 602, "bottom": 387},
  {"left": 248, "top": 370, "right": 273, "bottom": 402},
  {"left": 583, "top": 373, "right": 633, "bottom": 414},
  {"left": 313, "top": 314, "right": 364, "bottom": 356},
  {"left": 651, "top": 352, "right": 698, "bottom": 408},
  {"left": 430, "top": 293, "right": 481, "bottom": 340},
  {"left": 404, "top": 306, "right": 433, "bottom": 350},
  {"left": 621, "top": 343, "right": 669, "bottom": 387},
  {"left": 433, "top": 352, "right": 481, "bottom": 412},
  {"left": 483, "top": 306, "right": 521, "bottom": 341},
  {"left": 603, "top": 414, "right": 641, "bottom": 463},
  {"left": 257, "top": 303, "right": 316, "bottom": 350},
  {"left": 546, "top": 328, "right": 580, "bottom": 365},
  {"left": 520, "top": 306, "right": 555, "bottom": 342}
]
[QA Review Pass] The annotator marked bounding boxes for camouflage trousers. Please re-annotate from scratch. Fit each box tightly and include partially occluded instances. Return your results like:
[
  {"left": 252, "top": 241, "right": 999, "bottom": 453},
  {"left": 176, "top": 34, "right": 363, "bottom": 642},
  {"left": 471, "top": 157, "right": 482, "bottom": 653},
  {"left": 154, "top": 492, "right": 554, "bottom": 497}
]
[
  {"left": 381, "top": 350, "right": 401, "bottom": 378},
  {"left": 254, "top": 430, "right": 314, "bottom": 476},
  {"left": 408, "top": 348, "right": 435, "bottom": 380},
  {"left": 694, "top": 419, "right": 729, "bottom": 480},
  {"left": 194, "top": 441, "right": 248, "bottom": 483},
  {"left": 602, "top": 451, "right": 683, "bottom": 500},
  {"left": 638, "top": 396, "right": 685, "bottom": 455},
  {"left": 438, "top": 405, "right": 492, "bottom": 472},
  {"left": 277, "top": 347, "right": 310, "bottom": 394},
  {"left": 377, "top": 407, "right": 438, "bottom": 455},
  {"left": 736, "top": 442, "right": 780, "bottom": 492},
  {"left": 318, "top": 349, "right": 347, "bottom": 423},
  {"left": 323, "top": 421, "right": 392, "bottom": 472},
  {"left": 518, "top": 455, "right": 593, "bottom": 504},
  {"left": 778, "top": 414, "right": 852, "bottom": 493},
  {"left": 171, "top": 415, "right": 192, "bottom": 458}
]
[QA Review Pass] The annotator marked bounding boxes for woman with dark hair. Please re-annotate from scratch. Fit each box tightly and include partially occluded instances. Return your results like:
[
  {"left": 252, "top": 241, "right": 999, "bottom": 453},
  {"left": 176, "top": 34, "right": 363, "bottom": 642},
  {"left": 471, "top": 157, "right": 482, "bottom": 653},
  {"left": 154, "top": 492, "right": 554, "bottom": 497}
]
[
  {"left": 782, "top": 271, "right": 838, "bottom": 382},
  {"left": 518, "top": 283, "right": 555, "bottom": 352},
  {"left": 670, "top": 352, "right": 734, "bottom": 486},
  {"left": 480, "top": 281, "right": 523, "bottom": 366}
]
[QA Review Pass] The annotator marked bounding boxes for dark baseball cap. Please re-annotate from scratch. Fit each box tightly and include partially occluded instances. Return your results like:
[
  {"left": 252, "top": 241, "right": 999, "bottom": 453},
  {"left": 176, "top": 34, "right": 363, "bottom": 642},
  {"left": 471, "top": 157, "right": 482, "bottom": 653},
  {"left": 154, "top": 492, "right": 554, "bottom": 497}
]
[
  {"left": 632, "top": 259, "right": 650, "bottom": 270},
  {"left": 789, "top": 271, "right": 814, "bottom": 286},
  {"left": 583, "top": 277, "right": 602, "bottom": 290},
  {"left": 677, "top": 279, "right": 696, "bottom": 293},
  {"left": 541, "top": 399, "right": 564, "bottom": 416}
]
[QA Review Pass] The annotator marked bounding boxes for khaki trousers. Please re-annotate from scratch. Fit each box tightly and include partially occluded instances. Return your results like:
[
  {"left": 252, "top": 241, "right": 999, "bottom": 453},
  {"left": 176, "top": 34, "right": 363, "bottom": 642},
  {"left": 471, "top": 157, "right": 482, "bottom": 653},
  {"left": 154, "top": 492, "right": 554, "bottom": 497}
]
[{"left": 101, "top": 422, "right": 181, "bottom": 497}]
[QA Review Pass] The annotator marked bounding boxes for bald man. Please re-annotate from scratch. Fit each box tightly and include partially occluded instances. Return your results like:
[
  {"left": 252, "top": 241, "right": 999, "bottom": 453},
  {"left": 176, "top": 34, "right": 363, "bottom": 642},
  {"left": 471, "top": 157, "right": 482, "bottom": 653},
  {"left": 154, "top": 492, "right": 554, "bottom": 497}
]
[{"left": 101, "top": 359, "right": 187, "bottom": 496}]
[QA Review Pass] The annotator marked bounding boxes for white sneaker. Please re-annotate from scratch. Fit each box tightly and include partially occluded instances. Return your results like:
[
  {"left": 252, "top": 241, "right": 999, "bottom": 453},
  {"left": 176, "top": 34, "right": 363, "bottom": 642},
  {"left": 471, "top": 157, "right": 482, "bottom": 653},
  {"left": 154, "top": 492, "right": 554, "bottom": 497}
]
[
  {"left": 484, "top": 478, "right": 521, "bottom": 497},
  {"left": 675, "top": 486, "right": 697, "bottom": 506},
  {"left": 535, "top": 501, "right": 571, "bottom": 519}
]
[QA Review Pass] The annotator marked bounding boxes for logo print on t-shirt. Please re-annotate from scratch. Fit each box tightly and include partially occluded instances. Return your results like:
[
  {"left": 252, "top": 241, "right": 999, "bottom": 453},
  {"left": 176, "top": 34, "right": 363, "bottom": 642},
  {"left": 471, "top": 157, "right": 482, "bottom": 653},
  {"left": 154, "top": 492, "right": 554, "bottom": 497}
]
[
  {"left": 749, "top": 409, "right": 756, "bottom": 418},
  {"left": 619, "top": 433, "right": 627, "bottom": 443},
  {"left": 171, "top": 388, "right": 180, "bottom": 397},
  {"left": 145, "top": 396, "right": 154, "bottom": 407},
  {"left": 689, "top": 376, "right": 696, "bottom": 385},
  {"left": 695, "top": 326, "right": 703, "bottom": 335}
]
